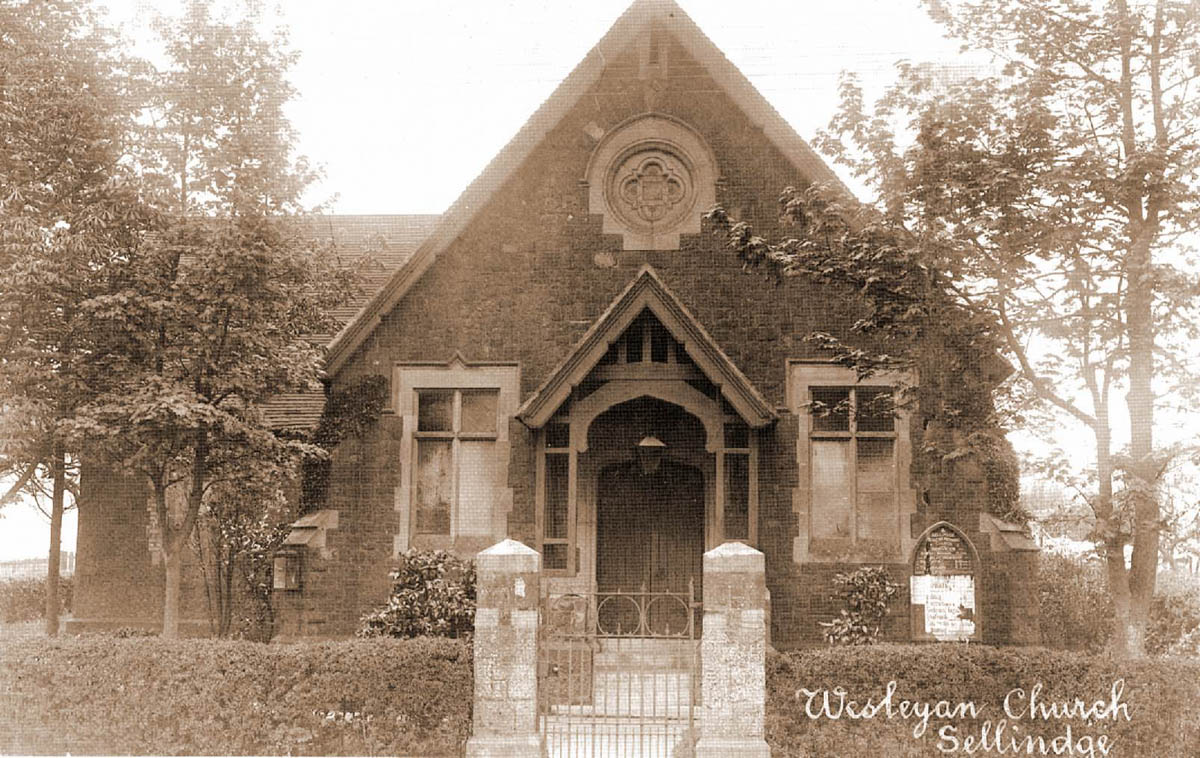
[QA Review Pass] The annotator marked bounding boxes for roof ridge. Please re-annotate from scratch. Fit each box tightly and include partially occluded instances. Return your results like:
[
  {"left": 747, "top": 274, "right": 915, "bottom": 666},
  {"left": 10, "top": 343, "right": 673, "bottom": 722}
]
[{"left": 516, "top": 265, "right": 776, "bottom": 428}]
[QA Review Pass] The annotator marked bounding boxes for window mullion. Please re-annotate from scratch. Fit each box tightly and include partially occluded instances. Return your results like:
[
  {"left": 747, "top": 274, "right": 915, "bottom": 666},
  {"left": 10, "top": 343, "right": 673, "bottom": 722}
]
[
  {"left": 451, "top": 390, "right": 462, "bottom": 538},
  {"left": 849, "top": 387, "right": 858, "bottom": 543}
]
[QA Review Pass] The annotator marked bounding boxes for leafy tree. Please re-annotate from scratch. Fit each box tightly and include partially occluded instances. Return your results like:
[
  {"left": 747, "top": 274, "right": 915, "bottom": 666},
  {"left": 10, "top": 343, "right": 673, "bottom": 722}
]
[
  {"left": 192, "top": 461, "right": 293, "bottom": 638},
  {"left": 710, "top": 0, "right": 1200, "bottom": 656},
  {"left": 1156, "top": 455, "right": 1200, "bottom": 572},
  {"left": 0, "top": 0, "right": 148, "bottom": 635},
  {"left": 71, "top": 0, "right": 350, "bottom": 638}
]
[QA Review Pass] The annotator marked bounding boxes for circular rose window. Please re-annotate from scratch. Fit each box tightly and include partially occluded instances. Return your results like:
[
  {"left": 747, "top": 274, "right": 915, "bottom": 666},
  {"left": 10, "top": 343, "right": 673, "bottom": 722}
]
[
  {"left": 606, "top": 146, "right": 696, "bottom": 234},
  {"left": 586, "top": 115, "right": 717, "bottom": 250}
]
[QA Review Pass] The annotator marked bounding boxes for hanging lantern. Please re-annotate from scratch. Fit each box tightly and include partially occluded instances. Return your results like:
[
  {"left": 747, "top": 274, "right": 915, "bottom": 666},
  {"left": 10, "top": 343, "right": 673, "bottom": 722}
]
[{"left": 635, "top": 435, "right": 667, "bottom": 475}]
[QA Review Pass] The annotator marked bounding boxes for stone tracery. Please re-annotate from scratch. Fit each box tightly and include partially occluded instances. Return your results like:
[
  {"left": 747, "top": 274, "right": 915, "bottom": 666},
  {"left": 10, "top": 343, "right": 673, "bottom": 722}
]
[{"left": 585, "top": 114, "right": 717, "bottom": 250}]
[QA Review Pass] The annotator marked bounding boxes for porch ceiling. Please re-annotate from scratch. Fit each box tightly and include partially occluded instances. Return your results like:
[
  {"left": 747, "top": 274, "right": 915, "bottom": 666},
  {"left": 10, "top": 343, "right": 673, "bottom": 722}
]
[{"left": 516, "top": 265, "right": 776, "bottom": 429}]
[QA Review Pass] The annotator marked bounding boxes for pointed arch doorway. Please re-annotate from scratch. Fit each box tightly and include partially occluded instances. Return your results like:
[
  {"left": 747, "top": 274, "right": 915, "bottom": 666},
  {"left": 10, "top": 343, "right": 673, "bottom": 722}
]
[{"left": 517, "top": 266, "right": 778, "bottom": 602}]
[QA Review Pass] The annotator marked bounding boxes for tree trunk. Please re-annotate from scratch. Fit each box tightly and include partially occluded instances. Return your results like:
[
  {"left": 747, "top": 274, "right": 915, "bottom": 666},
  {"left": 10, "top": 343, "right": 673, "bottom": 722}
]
[
  {"left": 1105, "top": 542, "right": 1133, "bottom": 656},
  {"left": 1091, "top": 417, "right": 1130, "bottom": 656},
  {"left": 1124, "top": 229, "right": 1157, "bottom": 660},
  {"left": 162, "top": 546, "right": 182, "bottom": 639},
  {"left": 222, "top": 552, "right": 235, "bottom": 637},
  {"left": 162, "top": 430, "right": 209, "bottom": 639},
  {"left": 44, "top": 444, "right": 66, "bottom": 637}
]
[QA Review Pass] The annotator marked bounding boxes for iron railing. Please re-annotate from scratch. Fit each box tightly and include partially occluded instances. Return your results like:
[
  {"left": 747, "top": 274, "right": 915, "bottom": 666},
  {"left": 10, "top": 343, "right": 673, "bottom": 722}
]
[{"left": 538, "top": 582, "right": 700, "bottom": 757}]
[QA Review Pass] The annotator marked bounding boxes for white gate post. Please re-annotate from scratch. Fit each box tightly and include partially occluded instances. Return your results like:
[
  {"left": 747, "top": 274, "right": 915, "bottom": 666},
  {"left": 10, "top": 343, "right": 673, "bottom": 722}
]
[
  {"left": 695, "top": 541, "right": 771, "bottom": 757},
  {"left": 465, "top": 539, "right": 546, "bottom": 758}
]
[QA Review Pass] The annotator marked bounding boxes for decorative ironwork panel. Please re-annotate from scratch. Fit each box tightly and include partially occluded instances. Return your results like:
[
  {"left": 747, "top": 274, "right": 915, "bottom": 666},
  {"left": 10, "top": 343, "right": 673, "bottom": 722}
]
[{"left": 538, "top": 584, "right": 700, "bottom": 757}]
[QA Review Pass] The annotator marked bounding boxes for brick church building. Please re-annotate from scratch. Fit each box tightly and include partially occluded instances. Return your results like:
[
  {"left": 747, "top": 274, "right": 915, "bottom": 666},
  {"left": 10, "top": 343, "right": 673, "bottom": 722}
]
[{"left": 71, "top": 0, "right": 1039, "bottom": 647}]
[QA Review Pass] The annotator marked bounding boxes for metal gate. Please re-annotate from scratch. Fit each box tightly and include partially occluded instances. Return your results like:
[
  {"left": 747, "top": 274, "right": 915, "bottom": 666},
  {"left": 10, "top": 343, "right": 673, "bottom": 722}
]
[{"left": 538, "top": 582, "right": 700, "bottom": 758}]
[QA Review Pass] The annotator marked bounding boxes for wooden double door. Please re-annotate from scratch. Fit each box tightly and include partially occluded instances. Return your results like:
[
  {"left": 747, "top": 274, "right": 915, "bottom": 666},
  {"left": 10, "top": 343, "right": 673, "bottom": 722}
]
[{"left": 596, "top": 458, "right": 703, "bottom": 635}]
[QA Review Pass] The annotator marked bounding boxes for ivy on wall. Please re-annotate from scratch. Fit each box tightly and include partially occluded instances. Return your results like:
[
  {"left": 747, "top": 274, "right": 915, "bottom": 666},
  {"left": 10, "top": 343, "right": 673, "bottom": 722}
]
[
  {"left": 300, "top": 374, "right": 388, "bottom": 511},
  {"left": 706, "top": 190, "right": 1028, "bottom": 525}
]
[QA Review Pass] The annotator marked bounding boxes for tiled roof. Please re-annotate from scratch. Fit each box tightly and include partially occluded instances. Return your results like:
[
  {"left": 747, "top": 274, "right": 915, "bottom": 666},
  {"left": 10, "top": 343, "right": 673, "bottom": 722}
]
[
  {"left": 303, "top": 214, "right": 441, "bottom": 340},
  {"left": 261, "top": 215, "right": 439, "bottom": 430}
]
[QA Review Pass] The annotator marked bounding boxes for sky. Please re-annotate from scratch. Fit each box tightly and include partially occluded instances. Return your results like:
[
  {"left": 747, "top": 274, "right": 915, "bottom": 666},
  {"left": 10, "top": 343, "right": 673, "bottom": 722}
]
[
  {"left": 114, "top": 0, "right": 981, "bottom": 213},
  {"left": 1, "top": 0, "right": 1194, "bottom": 560}
]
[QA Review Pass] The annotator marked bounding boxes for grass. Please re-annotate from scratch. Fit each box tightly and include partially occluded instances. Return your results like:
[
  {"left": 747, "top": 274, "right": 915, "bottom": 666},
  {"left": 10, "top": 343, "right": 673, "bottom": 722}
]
[{"left": 0, "top": 619, "right": 56, "bottom": 644}]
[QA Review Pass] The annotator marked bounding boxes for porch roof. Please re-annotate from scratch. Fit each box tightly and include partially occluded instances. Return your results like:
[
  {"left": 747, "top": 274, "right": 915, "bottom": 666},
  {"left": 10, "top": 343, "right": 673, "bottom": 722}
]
[{"left": 516, "top": 265, "right": 777, "bottom": 429}]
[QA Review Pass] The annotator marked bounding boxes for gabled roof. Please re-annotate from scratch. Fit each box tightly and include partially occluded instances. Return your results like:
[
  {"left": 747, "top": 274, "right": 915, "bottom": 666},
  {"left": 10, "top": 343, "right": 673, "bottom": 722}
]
[
  {"left": 302, "top": 214, "right": 440, "bottom": 341},
  {"left": 261, "top": 214, "right": 438, "bottom": 430},
  {"left": 517, "top": 265, "right": 776, "bottom": 428},
  {"left": 325, "top": 0, "right": 854, "bottom": 376}
]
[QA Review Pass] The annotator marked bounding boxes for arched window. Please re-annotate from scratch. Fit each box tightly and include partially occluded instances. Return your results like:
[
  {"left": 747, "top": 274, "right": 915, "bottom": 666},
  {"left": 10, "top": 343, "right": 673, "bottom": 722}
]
[{"left": 910, "top": 522, "right": 980, "bottom": 642}]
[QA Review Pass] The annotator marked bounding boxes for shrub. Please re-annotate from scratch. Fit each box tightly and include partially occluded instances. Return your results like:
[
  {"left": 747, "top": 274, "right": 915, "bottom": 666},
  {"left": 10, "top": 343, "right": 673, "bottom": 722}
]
[
  {"left": 1037, "top": 551, "right": 1111, "bottom": 652},
  {"left": 767, "top": 643, "right": 1200, "bottom": 757},
  {"left": 0, "top": 635, "right": 471, "bottom": 755},
  {"left": 0, "top": 576, "right": 72, "bottom": 624},
  {"left": 358, "top": 549, "right": 476, "bottom": 639},
  {"left": 1038, "top": 553, "right": 1200, "bottom": 655},
  {"left": 1147, "top": 570, "right": 1200, "bottom": 656},
  {"left": 819, "top": 566, "right": 900, "bottom": 645}
]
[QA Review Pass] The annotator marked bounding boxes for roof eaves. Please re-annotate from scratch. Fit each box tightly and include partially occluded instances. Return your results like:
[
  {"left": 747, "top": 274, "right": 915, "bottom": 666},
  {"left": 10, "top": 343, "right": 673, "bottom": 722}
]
[{"left": 516, "top": 265, "right": 776, "bottom": 428}]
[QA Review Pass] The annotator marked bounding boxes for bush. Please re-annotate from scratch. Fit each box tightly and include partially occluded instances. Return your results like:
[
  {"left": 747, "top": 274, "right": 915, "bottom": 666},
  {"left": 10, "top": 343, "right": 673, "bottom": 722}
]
[
  {"left": 819, "top": 566, "right": 901, "bottom": 645},
  {"left": 1038, "top": 552, "right": 1200, "bottom": 655},
  {"left": 0, "top": 635, "right": 471, "bottom": 755},
  {"left": 358, "top": 549, "right": 475, "bottom": 639},
  {"left": 1037, "top": 551, "right": 1112, "bottom": 652},
  {"left": 1147, "top": 570, "right": 1200, "bottom": 656},
  {"left": 767, "top": 643, "right": 1200, "bottom": 757},
  {"left": 0, "top": 576, "right": 72, "bottom": 624}
]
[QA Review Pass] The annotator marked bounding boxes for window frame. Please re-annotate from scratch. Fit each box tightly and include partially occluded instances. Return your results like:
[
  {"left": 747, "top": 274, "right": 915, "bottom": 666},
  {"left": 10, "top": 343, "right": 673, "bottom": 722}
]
[
  {"left": 536, "top": 420, "right": 576, "bottom": 576},
  {"left": 412, "top": 388, "right": 501, "bottom": 537},
  {"left": 787, "top": 361, "right": 915, "bottom": 562},
  {"left": 393, "top": 360, "right": 520, "bottom": 556},
  {"left": 715, "top": 420, "right": 758, "bottom": 545},
  {"left": 808, "top": 385, "right": 898, "bottom": 545}
]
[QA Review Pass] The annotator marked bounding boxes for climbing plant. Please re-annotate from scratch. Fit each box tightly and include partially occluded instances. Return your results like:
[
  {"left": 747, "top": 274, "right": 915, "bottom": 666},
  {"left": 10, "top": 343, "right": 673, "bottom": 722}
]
[{"left": 301, "top": 374, "right": 389, "bottom": 510}]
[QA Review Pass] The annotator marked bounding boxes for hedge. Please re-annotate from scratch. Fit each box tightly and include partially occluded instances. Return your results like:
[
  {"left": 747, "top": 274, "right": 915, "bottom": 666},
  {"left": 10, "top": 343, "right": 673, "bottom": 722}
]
[
  {"left": 0, "top": 576, "right": 72, "bottom": 623},
  {"left": 6, "top": 633, "right": 1198, "bottom": 756},
  {"left": 767, "top": 644, "right": 1200, "bottom": 757},
  {"left": 0, "top": 635, "right": 471, "bottom": 756}
]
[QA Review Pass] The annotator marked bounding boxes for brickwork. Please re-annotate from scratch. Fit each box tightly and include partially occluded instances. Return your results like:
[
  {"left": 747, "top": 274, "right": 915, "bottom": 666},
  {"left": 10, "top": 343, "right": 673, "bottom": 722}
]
[
  {"left": 505, "top": 419, "right": 538, "bottom": 548},
  {"left": 70, "top": 463, "right": 219, "bottom": 634},
  {"left": 336, "top": 35, "right": 854, "bottom": 402}
]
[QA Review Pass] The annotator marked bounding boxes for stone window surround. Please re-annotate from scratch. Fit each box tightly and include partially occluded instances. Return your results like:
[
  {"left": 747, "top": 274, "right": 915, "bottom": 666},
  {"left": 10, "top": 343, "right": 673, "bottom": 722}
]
[
  {"left": 584, "top": 113, "right": 718, "bottom": 251},
  {"left": 786, "top": 360, "right": 918, "bottom": 564},
  {"left": 391, "top": 357, "right": 520, "bottom": 556}
]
